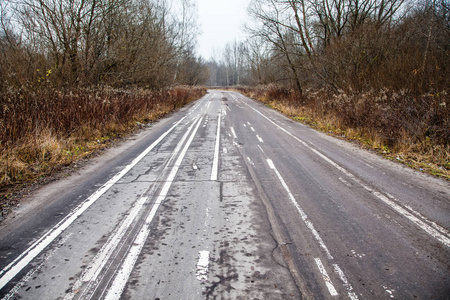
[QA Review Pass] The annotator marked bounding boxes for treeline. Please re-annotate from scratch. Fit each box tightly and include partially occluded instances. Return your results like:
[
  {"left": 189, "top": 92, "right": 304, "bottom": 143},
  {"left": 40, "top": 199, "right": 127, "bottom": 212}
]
[
  {"left": 209, "top": 0, "right": 449, "bottom": 96},
  {"left": 0, "top": 0, "right": 208, "bottom": 90}
]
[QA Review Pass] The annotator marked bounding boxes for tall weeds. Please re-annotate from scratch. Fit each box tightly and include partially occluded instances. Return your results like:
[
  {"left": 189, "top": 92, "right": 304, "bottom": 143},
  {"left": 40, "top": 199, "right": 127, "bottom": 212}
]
[{"left": 0, "top": 86, "right": 206, "bottom": 202}]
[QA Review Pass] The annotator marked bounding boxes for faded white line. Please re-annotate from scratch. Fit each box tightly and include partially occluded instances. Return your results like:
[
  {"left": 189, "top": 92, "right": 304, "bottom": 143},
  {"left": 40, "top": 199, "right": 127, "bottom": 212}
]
[
  {"left": 63, "top": 118, "right": 197, "bottom": 300},
  {"left": 104, "top": 116, "right": 203, "bottom": 300},
  {"left": 369, "top": 190, "right": 450, "bottom": 247},
  {"left": 0, "top": 116, "right": 187, "bottom": 290},
  {"left": 314, "top": 258, "right": 338, "bottom": 296},
  {"left": 186, "top": 97, "right": 206, "bottom": 117},
  {"left": 230, "top": 127, "right": 237, "bottom": 139},
  {"left": 267, "top": 159, "right": 333, "bottom": 260},
  {"left": 242, "top": 98, "right": 450, "bottom": 248},
  {"left": 229, "top": 93, "right": 237, "bottom": 100},
  {"left": 211, "top": 113, "right": 221, "bottom": 181},
  {"left": 196, "top": 250, "right": 210, "bottom": 283},
  {"left": 206, "top": 101, "right": 211, "bottom": 109},
  {"left": 383, "top": 285, "right": 395, "bottom": 298},
  {"left": 257, "top": 144, "right": 266, "bottom": 155},
  {"left": 339, "top": 177, "right": 351, "bottom": 187},
  {"left": 256, "top": 135, "right": 264, "bottom": 143},
  {"left": 2, "top": 233, "right": 73, "bottom": 300},
  {"left": 333, "top": 264, "right": 359, "bottom": 300},
  {"left": 385, "top": 193, "right": 450, "bottom": 237}
]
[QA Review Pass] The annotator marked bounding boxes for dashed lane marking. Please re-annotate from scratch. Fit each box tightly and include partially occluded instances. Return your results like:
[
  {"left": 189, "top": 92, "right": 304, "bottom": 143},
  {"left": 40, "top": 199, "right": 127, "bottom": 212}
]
[
  {"left": 230, "top": 127, "right": 237, "bottom": 139},
  {"left": 266, "top": 158, "right": 333, "bottom": 260},
  {"left": 333, "top": 264, "right": 359, "bottom": 300},
  {"left": 211, "top": 113, "right": 221, "bottom": 181},
  {"left": 315, "top": 258, "right": 338, "bottom": 296},
  {"left": 196, "top": 251, "right": 210, "bottom": 283}
]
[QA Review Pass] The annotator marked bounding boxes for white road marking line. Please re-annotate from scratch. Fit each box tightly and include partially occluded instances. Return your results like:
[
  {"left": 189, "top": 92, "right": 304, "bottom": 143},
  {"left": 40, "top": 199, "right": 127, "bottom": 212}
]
[
  {"left": 0, "top": 116, "right": 188, "bottom": 291},
  {"left": 333, "top": 264, "right": 359, "bottom": 300},
  {"left": 314, "top": 258, "right": 338, "bottom": 296},
  {"left": 228, "top": 93, "right": 237, "bottom": 100},
  {"left": 369, "top": 190, "right": 450, "bottom": 247},
  {"left": 350, "top": 250, "right": 365, "bottom": 258},
  {"left": 104, "top": 116, "right": 203, "bottom": 300},
  {"left": 247, "top": 157, "right": 255, "bottom": 167},
  {"left": 2, "top": 233, "right": 73, "bottom": 300},
  {"left": 186, "top": 97, "right": 206, "bottom": 117},
  {"left": 339, "top": 177, "right": 351, "bottom": 187},
  {"left": 230, "top": 127, "right": 237, "bottom": 139},
  {"left": 383, "top": 285, "right": 395, "bottom": 298},
  {"left": 247, "top": 122, "right": 251, "bottom": 126},
  {"left": 64, "top": 199, "right": 150, "bottom": 299},
  {"left": 196, "top": 250, "right": 210, "bottom": 283},
  {"left": 266, "top": 159, "right": 333, "bottom": 260},
  {"left": 346, "top": 154, "right": 375, "bottom": 169},
  {"left": 256, "top": 135, "right": 264, "bottom": 143},
  {"left": 211, "top": 113, "right": 221, "bottom": 181},
  {"left": 250, "top": 126, "right": 256, "bottom": 132},
  {"left": 242, "top": 99, "right": 450, "bottom": 248},
  {"left": 243, "top": 123, "right": 247, "bottom": 127},
  {"left": 385, "top": 193, "right": 450, "bottom": 237},
  {"left": 204, "top": 207, "right": 211, "bottom": 227},
  {"left": 206, "top": 101, "right": 211, "bottom": 109},
  {"left": 226, "top": 105, "right": 231, "bottom": 111},
  {"left": 64, "top": 117, "right": 199, "bottom": 300},
  {"left": 257, "top": 145, "right": 266, "bottom": 155}
]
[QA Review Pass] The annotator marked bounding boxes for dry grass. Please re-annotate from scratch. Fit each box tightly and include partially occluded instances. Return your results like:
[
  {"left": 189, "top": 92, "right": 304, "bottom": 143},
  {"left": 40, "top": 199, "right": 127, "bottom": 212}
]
[
  {"left": 234, "top": 85, "right": 449, "bottom": 180},
  {"left": 0, "top": 86, "right": 206, "bottom": 208}
]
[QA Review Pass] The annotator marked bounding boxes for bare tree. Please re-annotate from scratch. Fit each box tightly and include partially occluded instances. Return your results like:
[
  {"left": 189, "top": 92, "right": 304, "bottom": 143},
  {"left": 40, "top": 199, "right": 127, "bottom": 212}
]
[
  {"left": 248, "top": 0, "right": 306, "bottom": 93},
  {"left": 1, "top": 0, "right": 205, "bottom": 88}
]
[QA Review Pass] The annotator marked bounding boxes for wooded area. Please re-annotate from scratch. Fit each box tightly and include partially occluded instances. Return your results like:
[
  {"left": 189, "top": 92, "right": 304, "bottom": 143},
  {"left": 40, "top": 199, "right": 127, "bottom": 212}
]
[
  {"left": 0, "top": 0, "right": 208, "bottom": 88},
  {"left": 209, "top": 0, "right": 449, "bottom": 95}
]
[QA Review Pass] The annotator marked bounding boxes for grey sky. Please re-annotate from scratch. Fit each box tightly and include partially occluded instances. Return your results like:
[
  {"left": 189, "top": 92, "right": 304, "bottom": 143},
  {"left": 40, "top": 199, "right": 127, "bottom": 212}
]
[{"left": 196, "top": 0, "right": 251, "bottom": 60}]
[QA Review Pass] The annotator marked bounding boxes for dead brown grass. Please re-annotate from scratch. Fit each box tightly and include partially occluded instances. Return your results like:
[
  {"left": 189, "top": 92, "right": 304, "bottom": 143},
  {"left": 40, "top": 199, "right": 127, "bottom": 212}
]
[
  {"left": 234, "top": 85, "right": 449, "bottom": 180},
  {"left": 0, "top": 86, "right": 206, "bottom": 208}
]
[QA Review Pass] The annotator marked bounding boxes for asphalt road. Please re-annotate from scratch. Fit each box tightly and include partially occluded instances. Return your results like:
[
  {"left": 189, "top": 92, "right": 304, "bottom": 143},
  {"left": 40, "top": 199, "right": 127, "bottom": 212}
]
[{"left": 0, "top": 90, "right": 449, "bottom": 299}]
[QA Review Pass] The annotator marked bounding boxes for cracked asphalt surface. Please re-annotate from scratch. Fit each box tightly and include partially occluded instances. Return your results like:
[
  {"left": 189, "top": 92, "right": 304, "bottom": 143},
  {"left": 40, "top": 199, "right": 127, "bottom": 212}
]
[{"left": 0, "top": 90, "right": 448, "bottom": 299}]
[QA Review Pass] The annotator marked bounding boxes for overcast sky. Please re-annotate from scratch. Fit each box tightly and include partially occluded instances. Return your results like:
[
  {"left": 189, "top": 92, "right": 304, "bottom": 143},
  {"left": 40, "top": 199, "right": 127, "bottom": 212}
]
[{"left": 196, "top": 0, "right": 251, "bottom": 60}]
